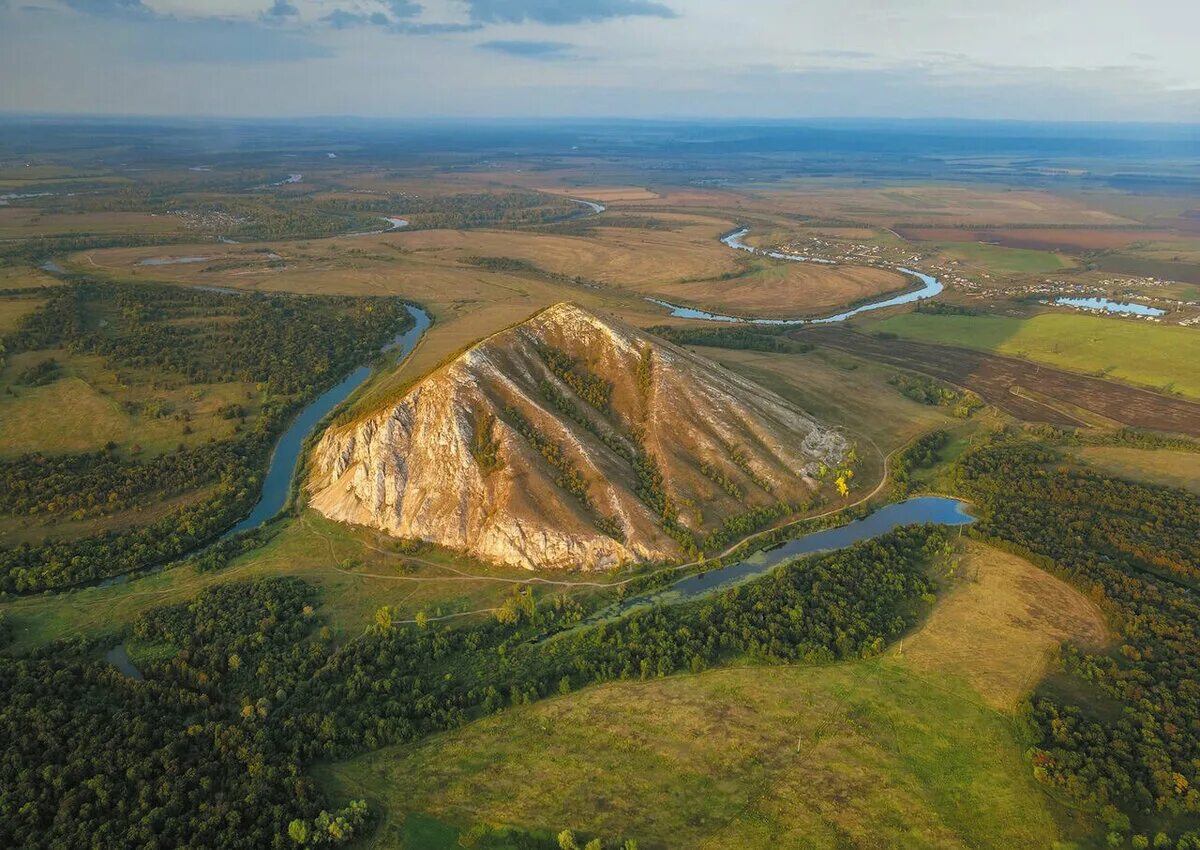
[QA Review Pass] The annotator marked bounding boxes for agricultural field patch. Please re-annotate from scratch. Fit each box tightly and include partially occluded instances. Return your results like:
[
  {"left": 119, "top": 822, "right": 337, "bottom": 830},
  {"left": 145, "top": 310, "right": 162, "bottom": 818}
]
[
  {"left": 802, "top": 327, "right": 1200, "bottom": 436},
  {"left": 750, "top": 184, "right": 1136, "bottom": 227},
  {"left": 690, "top": 344, "right": 960, "bottom": 454},
  {"left": 928, "top": 241, "right": 1077, "bottom": 275},
  {"left": 1092, "top": 253, "right": 1200, "bottom": 284},
  {"left": 869, "top": 312, "right": 1200, "bottom": 399},
  {"left": 893, "top": 226, "right": 1181, "bottom": 253}
]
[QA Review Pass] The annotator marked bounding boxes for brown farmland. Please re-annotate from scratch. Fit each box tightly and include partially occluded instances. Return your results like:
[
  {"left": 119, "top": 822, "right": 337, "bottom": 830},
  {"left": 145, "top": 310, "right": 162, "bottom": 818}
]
[
  {"left": 799, "top": 328, "right": 1200, "bottom": 437},
  {"left": 893, "top": 226, "right": 1180, "bottom": 253}
]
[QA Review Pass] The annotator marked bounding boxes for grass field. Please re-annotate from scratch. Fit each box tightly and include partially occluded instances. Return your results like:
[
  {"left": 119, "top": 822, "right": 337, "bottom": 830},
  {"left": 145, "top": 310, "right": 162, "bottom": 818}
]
[
  {"left": 0, "top": 294, "right": 46, "bottom": 333},
  {"left": 0, "top": 510, "right": 606, "bottom": 652},
  {"left": 871, "top": 312, "right": 1200, "bottom": 398},
  {"left": 0, "top": 349, "right": 259, "bottom": 458},
  {"left": 695, "top": 345, "right": 961, "bottom": 455},
  {"left": 1073, "top": 446, "right": 1200, "bottom": 494},
  {"left": 896, "top": 542, "right": 1108, "bottom": 711},
  {"left": 748, "top": 183, "right": 1135, "bottom": 228},
  {"left": 931, "top": 241, "right": 1076, "bottom": 275},
  {"left": 0, "top": 208, "right": 185, "bottom": 239},
  {"left": 651, "top": 257, "right": 912, "bottom": 319},
  {"left": 894, "top": 227, "right": 1181, "bottom": 254},
  {"left": 318, "top": 545, "right": 1102, "bottom": 850}
]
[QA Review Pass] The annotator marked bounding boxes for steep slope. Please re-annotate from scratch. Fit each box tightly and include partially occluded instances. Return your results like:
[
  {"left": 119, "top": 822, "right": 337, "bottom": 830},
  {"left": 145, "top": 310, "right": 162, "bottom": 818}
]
[{"left": 309, "top": 303, "right": 848, "bottom": 570}]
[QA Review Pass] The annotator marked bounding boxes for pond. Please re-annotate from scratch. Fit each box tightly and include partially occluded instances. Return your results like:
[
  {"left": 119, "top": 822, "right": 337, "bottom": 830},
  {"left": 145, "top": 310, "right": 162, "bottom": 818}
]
[
  {"left": 1054, "top": 296, "right": 1165, "bottom": 317},
  {"left": 104, "top": 644, "right": 143, "bottom": 680},
  {"left": 585, "top": 496, "right": 974, "bottom": 622}
]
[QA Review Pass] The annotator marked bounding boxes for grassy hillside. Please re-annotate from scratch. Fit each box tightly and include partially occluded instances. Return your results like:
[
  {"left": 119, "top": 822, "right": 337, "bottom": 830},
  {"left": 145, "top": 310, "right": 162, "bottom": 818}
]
[
  {"left": 319, "top": 543, "right": 1105, "bottom": 850},
  {"left": 872, "top": 312, "right": 1200, "bottom": 398},
  {"left": 1073, "top": 446, "right": 1200, "bottom": 494}
]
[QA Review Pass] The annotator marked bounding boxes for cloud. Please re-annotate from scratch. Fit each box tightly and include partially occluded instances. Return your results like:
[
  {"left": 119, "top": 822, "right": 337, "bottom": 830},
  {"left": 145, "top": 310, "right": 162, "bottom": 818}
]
[
  {"left": 479, "top": 39, "right": 572, "bottom": 59},
  {"left": 61, "top": 0, "right": 152, "bottom": 17},
  {"left": 465, "top": 0, "right": 675, "bottom": 25},
  {"left": 134, "top": 17, "right": 333, "bottom": 62},
  {"left": 320, "top": 1, "right": 424, "bottom": 30},
  {"left": 262, "top": 0, "right": 298, "bottom": 18}
]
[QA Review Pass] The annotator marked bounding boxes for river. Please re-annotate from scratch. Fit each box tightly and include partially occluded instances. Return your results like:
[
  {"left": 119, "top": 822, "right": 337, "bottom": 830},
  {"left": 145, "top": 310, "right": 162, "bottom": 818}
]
[
  {"left": 647, "top": 227, "right": 943, "bottom": 324},
  {"left": 228, "top": 303, "right": 430, "bottom": 534},
  {"left": 584, "top": 496, "right": 973, "bottom": 622},
  {"left": 93, "top": 303, "right": 430, "bottom": 588}
]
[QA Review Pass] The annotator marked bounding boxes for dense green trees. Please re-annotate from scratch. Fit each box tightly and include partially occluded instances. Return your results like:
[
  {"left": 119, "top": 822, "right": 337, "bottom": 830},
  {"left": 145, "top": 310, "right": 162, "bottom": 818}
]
[
  {"left": 534, "top": 343, "right": 613, "bottom": 412},
  {"left": 646, "top": 323, "right": 815, "bottom": 354},
  {"left": 955, "top": 434, "right": 1200, "bottom": 844},
  {"left": 286, "top": 525, "right": 942, "bottom": 759},
  {"left": 0, "top": 524, "right": 943, "bottom": 849},
  {"left": 891, "top": 429, "right": 950, "bottom": 497},
  {"left": 0, "top": 281, "right": 410, "bottom": 591},
  {"left": 319, "top": 192, "right": 580, "bottom": 231},
  {"left": 0, "top": 578, "right": 361, "bottom": 850},
  {"left": 888, "top": 373, "right": 981, "bottom": 416}
]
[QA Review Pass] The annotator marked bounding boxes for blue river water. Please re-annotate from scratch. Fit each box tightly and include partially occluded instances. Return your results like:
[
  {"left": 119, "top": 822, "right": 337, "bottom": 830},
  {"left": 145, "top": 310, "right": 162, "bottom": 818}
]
[
  {"left": 646, "top": 227, "right": 943, "bottom": 323},
  {"left": 585, "top": 496, "right": 974, "bottom": 621},
  {"left": 229, "top": 303, "right": 430, "bottom": 534}
]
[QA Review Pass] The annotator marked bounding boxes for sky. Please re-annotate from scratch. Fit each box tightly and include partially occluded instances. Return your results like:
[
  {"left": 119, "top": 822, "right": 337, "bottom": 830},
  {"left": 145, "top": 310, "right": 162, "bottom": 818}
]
[{"left": 0, "top": 0, "right": 1198, "bottom": 121}]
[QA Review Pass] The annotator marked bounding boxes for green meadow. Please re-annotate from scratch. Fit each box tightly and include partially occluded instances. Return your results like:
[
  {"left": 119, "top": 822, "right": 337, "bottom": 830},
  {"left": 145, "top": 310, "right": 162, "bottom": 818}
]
[{"left": 873, "top": 312, "right": 1200, "bottom": 398}]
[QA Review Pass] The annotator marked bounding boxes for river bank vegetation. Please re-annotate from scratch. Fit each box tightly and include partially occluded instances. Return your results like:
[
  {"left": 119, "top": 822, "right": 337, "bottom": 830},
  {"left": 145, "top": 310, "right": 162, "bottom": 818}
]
[{"left": 0, "top": 281, "right": 409, "bottom": 592}]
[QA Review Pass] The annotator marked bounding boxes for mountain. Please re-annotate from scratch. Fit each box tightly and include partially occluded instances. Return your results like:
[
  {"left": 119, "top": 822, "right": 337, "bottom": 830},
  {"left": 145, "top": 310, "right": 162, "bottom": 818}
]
[{"left": 308, "top": 303, "right": 848, "bottom": 570}]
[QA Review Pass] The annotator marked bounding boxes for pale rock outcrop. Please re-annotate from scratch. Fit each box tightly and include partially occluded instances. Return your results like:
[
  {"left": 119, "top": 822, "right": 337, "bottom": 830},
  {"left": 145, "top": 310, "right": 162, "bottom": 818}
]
[{"left": 310, "top": 302, "right": 846, "bottom": 570}]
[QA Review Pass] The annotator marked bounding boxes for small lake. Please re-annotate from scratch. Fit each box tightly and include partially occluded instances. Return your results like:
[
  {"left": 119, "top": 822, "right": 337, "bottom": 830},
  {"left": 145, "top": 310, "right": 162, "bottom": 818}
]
[
  {"left": 1054, "top": 296, "right": 1165, "bottom": 317},
  {"left": 343, "top": 217, "right": 410, "bottom": 238},
  {"left": 586, "top": 497, "right": 974, "bottom": 622},
  {"left": 104, "top": 644, "right": 143, "bottom": 680},
  {"left": 648, "top": 227, "right": 943, "bottom": 324},
  {"left": 570, "top": 198, "right": 607, "bottom": 214}
]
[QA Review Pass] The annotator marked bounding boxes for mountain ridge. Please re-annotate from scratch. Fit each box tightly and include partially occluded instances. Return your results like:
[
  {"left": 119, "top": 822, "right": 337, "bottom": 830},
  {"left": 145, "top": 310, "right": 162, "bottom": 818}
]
[{"left": 309, "top": 302, "right": 849, "bottom": 570}]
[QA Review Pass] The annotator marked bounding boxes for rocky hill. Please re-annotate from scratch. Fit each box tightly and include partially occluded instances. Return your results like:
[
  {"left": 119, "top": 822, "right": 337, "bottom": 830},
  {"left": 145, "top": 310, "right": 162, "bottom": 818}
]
[{"left": 309, "top": 303, "right": 848, "bottom": 570}]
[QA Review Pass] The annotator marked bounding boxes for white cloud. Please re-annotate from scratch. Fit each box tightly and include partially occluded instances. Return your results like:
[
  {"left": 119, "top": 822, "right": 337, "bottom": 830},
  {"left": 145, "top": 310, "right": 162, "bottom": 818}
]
[{"left": 2, "top": 0, "right": 1198, "bottom": 120}]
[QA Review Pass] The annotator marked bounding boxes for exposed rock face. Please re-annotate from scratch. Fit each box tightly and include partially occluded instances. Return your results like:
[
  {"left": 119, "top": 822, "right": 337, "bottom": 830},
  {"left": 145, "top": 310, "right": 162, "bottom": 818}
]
[{"left": 309, "top": 303, "right": 847, "bottom": 570}]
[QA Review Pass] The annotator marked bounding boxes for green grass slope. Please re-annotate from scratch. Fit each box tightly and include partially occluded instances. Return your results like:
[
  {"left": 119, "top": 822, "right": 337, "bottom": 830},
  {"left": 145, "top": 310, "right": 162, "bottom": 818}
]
[
  {"left": 873, "top": 312, "right": 1200, "bottom": 398},
  {"left": 319, "top": 660, "right": 1077, "bottom": 850}
]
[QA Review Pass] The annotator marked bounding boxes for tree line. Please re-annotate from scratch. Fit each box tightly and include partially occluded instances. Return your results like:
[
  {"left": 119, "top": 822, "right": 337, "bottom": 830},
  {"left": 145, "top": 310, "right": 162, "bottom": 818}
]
[
  {"left": 0, "top": 281, "right": 410, "bottom": 592},
  {"left": 955, "top": 433, "right": 1200, "bottom": 847},
  {"left": 0, "top": 526, "right": 945, "bottom": 848}
]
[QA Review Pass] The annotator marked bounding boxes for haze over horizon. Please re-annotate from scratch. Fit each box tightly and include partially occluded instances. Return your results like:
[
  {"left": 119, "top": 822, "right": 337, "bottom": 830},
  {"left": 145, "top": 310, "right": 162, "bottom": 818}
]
[{"left": 1, "top": 0, "right": 1198, "bottom": 122}]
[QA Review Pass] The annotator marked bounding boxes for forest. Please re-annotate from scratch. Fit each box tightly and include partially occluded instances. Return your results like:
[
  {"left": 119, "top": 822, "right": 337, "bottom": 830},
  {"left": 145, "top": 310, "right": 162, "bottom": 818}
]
[
  {"left": 0, "top": 526, "right": 944, "bottom": 849},
  {"left": 956, "top": 433, "right": 1200, "bottom": 846},
  {"left": 0, "top": 282, "right": 410, "bottom": 592}
]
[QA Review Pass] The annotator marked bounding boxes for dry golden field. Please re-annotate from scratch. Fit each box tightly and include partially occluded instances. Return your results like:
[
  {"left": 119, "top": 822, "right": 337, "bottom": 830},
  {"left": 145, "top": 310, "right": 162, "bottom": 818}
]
[
  {"left": 896, "top": 541, "right": 1110, "bottom": 711},
  {"left": 741, "top": 183, "right": 1138, "bottom": 227}
]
